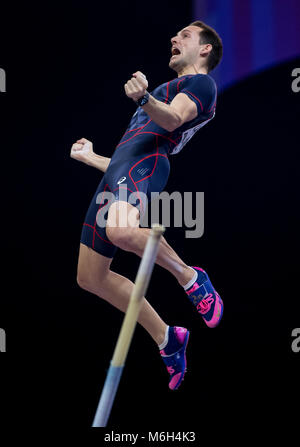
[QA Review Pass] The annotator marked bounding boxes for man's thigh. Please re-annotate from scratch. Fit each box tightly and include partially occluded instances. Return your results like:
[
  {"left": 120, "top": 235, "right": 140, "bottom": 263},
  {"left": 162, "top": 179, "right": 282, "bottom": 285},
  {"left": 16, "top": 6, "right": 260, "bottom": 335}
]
[
  {"left": 77, "top": 242, "right": 113, "bottom": 284},
  {"left": 106, "top": 200, "right": 140, "bottom": 230},
  {"left": 80, "top": 175, "right": 118, "bottom": 258}
]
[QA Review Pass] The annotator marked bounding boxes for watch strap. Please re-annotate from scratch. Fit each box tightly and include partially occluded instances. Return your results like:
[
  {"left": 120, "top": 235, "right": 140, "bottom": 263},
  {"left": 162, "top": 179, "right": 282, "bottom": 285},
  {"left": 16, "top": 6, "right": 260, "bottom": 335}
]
[{"left": 135, "top": 91, "right": 150, "bottom": 106}]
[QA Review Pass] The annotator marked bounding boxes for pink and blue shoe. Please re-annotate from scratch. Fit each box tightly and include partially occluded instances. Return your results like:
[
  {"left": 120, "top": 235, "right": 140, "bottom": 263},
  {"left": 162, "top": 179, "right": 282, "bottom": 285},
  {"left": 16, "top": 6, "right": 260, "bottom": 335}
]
[
  {"left": 160, "top": 326, "right": 190, "bottom": 390},
  {"left": 185, "top": 267, "right": 223, "bottom": 328}
]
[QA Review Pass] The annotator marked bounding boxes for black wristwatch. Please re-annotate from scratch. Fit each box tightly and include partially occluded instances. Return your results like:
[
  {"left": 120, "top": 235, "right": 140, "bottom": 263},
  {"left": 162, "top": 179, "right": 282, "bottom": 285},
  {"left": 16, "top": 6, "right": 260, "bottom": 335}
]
[{"left": 135, "top": 91, "right": 150, "bottom": 106}]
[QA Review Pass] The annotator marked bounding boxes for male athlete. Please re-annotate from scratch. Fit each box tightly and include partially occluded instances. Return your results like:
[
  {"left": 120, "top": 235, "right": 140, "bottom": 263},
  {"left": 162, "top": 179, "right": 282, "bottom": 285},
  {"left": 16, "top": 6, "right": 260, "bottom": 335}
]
[{"left": 70, "top": 21, "right": 223, "bottom": 390}]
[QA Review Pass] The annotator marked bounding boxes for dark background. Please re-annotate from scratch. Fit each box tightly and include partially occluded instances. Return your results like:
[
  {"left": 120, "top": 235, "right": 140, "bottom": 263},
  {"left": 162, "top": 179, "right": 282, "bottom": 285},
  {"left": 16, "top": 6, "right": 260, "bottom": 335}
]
[{"left": 1, "top": 0, "right": 299, "bottom": 439}]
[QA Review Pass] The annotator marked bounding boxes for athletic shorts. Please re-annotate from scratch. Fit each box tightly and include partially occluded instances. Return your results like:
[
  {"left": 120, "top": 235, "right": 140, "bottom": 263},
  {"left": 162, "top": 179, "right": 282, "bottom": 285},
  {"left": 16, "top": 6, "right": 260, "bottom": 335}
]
[{"left": 80, "top": 152, "right": 170, "bottom": 258}]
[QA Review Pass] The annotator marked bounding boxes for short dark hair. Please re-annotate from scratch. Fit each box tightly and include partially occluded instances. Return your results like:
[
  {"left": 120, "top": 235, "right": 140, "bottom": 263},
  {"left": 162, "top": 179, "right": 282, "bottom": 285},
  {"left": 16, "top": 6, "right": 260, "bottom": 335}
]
[{"left": 189, "top": 20, "right": 223, "bottom": 72}]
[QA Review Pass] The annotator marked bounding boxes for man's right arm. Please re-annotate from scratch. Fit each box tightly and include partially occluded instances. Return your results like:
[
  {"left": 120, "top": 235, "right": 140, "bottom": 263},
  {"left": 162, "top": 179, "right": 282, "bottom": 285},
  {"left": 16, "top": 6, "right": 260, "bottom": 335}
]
[{"left": 70, "top": 138, "right": 111, "bottom": 173}]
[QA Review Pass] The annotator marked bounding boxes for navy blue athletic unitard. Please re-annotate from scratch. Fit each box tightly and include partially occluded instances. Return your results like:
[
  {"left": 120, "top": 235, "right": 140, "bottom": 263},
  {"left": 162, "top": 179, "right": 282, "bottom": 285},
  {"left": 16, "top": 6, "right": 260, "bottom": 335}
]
[{"left": 80, "top": 73, "right": 217, "bottom": 258}]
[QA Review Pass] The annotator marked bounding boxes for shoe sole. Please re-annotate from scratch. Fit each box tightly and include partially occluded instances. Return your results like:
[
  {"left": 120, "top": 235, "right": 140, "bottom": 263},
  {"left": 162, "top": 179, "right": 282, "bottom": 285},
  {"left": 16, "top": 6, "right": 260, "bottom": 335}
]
[{"left": 171, "top": 330, "right": 190, "bottom": 390}]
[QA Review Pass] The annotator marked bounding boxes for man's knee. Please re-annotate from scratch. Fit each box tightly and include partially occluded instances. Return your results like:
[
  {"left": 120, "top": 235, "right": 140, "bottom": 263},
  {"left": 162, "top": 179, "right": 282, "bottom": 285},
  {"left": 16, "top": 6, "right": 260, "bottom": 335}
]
[
  {"left": 77, "top": 270, "right": 107, "bottom": 294},
  {"left": 106, "top": 201, "right": 139, "bottom": 249},
  {"left": 106, "top": 225, "right": 133, "bottom": 251},
  {"left": 76, "top": 243, "right": 113, "bottom": 293},
  {"left": 77, "top": 271, "right": 103, "bottom": 293}
]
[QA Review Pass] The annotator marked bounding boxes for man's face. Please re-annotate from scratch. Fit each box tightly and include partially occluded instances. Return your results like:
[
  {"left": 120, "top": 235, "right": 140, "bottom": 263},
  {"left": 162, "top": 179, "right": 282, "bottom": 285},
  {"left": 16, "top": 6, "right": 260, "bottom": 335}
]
[{"left": 169, "top": 25, "right": 203, "bottom": 72}]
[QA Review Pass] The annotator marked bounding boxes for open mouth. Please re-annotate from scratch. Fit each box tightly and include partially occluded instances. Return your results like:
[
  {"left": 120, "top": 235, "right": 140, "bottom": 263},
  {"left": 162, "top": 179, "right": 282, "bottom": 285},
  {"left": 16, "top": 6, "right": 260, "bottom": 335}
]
[{"left": 171, "top": 47, "right": 181, "bottom": 57}]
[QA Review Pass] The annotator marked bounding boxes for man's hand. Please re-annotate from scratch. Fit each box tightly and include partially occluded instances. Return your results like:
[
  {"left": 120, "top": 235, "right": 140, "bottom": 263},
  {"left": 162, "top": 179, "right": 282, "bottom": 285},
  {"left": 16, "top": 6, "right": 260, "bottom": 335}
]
[
  {"left": 124, "top": 71, "right": 148, "bottom": 102},
  {"left": 70, "top": 138, "right": 94, "bottom": 164},
  {"left": 70, "top": 137, "right": 111, "bottom": 173}
]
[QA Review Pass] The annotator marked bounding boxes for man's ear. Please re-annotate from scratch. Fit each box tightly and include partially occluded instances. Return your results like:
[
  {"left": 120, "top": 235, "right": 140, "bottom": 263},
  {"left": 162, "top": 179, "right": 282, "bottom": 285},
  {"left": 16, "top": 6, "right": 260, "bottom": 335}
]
[{"left": 200, "top": 43, "right": 212, "bottom": 57}]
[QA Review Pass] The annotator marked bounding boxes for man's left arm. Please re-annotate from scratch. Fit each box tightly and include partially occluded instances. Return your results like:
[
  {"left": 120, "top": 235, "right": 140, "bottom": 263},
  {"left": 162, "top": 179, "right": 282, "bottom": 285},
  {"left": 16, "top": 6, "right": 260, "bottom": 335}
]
[{"left": 124, "top": 71, "right": 197, "bottom": 132}]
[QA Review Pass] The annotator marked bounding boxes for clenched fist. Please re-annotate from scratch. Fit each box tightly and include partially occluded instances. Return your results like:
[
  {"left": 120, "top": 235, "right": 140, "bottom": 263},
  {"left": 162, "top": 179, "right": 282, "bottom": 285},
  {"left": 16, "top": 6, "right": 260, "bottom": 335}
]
[
  {"left": 70, "top": 137, "right": 93, "bottom": 164},
  {"left": 124, "top": 71, "right": 149, "bottom": 102}
]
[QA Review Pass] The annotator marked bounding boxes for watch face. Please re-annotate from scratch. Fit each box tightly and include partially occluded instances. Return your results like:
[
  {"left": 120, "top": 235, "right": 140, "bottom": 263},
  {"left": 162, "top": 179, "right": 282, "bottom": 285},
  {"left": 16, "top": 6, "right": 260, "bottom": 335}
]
[{"left": 139, "top": 93, "right": 149, "bottom": 106}]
